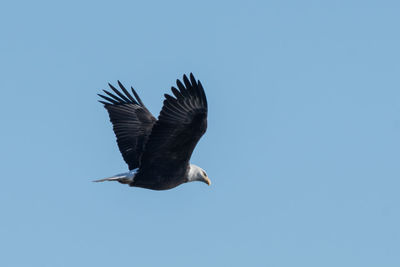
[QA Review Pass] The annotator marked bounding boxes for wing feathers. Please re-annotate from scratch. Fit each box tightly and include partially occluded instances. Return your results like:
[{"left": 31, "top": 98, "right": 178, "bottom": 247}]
[
  {"left": 189, "top": 73, "right": 197, "bottom": 87},
  {"left": 102, "top": 89, "right": 124, "bottom": 103},
  {"left": 131, "top": 87, "right": 144, "bottom": 106},
  {"left": 163, "top": 73, "right": 208, "bottom": 122},
  {"left": 171, "top": 87, "right": 183, "bottom": 99},
  {"left": 176, "top": 79, "right": 190, "bottom": 97},
  {"left": 118, "top": 81, "right": 137, "bottom": 103},
  {"left": 98, "top": 93, "right": 120, "bottom": 105},
  {"left": 137, "top": 73, "right": 208, "bottom": 182},
  {"left": 182, "top": 74, "right": 192, "bottom": 92},
  {"left": 108, "top": 83, "right": 131, "bottom": 103},
  {"left": 99, "top": 81, "right": 156, "bottom": 170},
  {"left": 198, "top": 80, "right": 207, "bottom": 107}
]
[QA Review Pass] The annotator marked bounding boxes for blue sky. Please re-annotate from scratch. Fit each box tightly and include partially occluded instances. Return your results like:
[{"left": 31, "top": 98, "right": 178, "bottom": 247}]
[{"left": 1, "top": 1, "right": 399, "bottom": 266}]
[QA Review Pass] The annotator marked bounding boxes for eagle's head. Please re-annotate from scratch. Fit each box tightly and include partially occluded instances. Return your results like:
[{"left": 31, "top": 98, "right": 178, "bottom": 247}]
[{"left": 187, "top": 164, "right": 211, "bottom": 186}]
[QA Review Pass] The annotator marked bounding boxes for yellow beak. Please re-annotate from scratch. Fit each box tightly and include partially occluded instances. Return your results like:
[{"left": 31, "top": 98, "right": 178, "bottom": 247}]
[{"left": 204, "top": 177, "right": 211, "bottom": 186}]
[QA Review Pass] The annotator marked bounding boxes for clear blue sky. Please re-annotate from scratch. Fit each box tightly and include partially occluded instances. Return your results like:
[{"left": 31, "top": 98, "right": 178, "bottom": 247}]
[{"left": 1, "top": 1, "right": 399, "bottom": 266}]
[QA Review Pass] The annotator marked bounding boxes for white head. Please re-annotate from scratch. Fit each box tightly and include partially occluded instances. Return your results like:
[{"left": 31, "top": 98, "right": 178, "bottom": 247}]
[{"left": 187, "top": 164, "right": 211, "bottom": 186}]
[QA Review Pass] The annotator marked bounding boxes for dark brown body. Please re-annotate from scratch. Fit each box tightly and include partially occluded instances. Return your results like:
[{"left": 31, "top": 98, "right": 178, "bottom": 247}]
[{"left": 131, "top": 163, "right": 190, "bottom": 190}]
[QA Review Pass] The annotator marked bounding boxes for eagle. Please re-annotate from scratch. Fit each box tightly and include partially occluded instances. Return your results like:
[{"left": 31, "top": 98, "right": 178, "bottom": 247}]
[{"left": 94, "top": 73, "right": 210, "bottom": 190}]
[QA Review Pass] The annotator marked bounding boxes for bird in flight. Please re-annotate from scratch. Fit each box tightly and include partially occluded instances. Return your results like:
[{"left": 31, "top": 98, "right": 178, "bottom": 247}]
[{"left": 94, "top": 73, "right": 210, "bottom": 190}]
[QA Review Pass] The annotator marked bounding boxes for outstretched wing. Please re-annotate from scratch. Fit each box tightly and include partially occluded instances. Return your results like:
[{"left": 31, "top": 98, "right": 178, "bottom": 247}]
[
  {"left": 98, "top": 82, "right": 156, "bottom": 170},
  {"left": 138, "top": 73, "right": 208, "bottom": 177}
]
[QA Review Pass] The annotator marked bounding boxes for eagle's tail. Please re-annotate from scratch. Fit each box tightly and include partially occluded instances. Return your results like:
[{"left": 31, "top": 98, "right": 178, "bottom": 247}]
[
  {"left": 92, "top": 175, "right": 128, "bottom": 183},
  {"left": 93, "top": 169, "right": 138, "bottom": 184}
]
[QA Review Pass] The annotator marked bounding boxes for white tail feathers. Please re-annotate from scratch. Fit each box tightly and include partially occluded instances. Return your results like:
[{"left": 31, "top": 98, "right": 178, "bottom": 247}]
[
  {"left": 93, "top": 175, "right": 127, "bottom": 183},
  {"left": 93, "top": 169, "right": 138, "bottom": 184}
]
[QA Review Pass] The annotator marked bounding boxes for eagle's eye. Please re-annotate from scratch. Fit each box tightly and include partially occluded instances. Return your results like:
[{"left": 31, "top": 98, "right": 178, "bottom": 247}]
[{"left": 202, "top": 171, "right": 207, "bottom": 177}]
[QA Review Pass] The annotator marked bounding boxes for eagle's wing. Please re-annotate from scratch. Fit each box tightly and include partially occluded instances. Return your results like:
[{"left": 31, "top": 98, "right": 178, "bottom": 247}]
[
  {"left": 138, "top": 73, "right": 208, "bottom": 176},
  {"left": 98, "top": 82, "right": 156, "bottom": 170}
]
